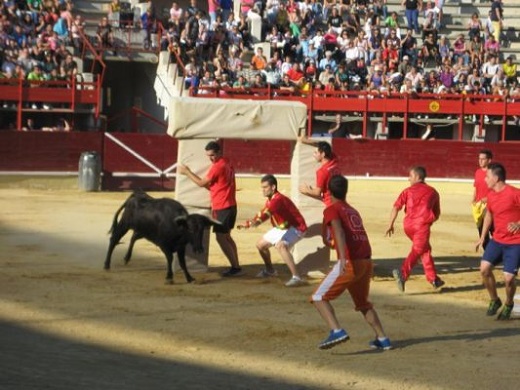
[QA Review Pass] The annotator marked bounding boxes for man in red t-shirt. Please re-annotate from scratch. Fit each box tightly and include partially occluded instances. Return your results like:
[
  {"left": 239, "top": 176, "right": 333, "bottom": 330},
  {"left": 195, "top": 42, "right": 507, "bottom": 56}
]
[
  {"left": 238, "top": 174, "right": 308, "bottom": 287},
  {"left": 476, "top": 162, "right": 520, "bottom": 320},
  {"left": 472, "top": 149, "right": 493, "bottom": 249},
  {"left": 299, "top": 137, "right": 341, "bottom": 207},
  {"left": 178, "top": 141, "right": 242, "bottom": 277},
  {"left": 386, "top": 166, "right": 444, "bottom": 292},
  {"left": 311, "top": 175, "right": 392, "bottom": 351}
]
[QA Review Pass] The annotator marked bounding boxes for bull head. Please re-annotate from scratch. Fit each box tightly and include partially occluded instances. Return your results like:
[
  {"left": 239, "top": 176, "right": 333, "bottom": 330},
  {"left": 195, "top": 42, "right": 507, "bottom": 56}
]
[{"left": 175, "top": 214, "right": 221, "bottom": 253}]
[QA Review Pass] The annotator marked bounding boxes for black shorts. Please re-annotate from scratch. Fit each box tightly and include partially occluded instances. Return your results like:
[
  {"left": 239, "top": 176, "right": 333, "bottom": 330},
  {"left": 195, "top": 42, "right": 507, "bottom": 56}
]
[{"left": 212, "top": 206, "right": 237, "bottom": 234}]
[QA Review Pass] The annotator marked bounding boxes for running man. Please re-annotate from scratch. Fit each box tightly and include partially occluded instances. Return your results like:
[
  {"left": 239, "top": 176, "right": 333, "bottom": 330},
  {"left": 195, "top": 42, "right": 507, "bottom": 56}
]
[
  {"left": 178, "top": 141, "right": 242, "bottom": 277},
  {"left": 298, "top": 136, "right": 341, "bottom": 207},
  {"left": 472, "top": 149, "right": 493, "bottom": 249},
  {"left": 476, "top": 162, "right": 520, "bottom": 320},
  {"left": 237, "top": 174, "right": 308, "bottom": 287},
  {"left": 386, "top": 166, "right": 444, "bottom": 292},
  {"left": 311, "top": 175, "right": 392, "bottom": 350}
]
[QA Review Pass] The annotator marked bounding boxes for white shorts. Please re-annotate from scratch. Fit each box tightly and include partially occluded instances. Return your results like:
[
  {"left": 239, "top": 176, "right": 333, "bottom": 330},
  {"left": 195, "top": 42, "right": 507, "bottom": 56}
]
[{"left": 262, "top": 227, "right": 305, "bottom": 247}]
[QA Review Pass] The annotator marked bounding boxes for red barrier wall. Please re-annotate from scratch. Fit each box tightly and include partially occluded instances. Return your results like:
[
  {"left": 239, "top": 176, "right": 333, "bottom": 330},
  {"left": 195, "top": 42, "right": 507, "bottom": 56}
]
[{"left": 1, "top": 133, "right": 519, "bottom": 189}]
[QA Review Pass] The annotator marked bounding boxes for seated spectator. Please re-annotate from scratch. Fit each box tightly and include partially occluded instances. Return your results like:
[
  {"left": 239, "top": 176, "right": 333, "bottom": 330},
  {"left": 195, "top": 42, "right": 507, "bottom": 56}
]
[
  {"left": 250, "top": 46, "right": 268, "bottom": 71},
  {"left": 484, "top": 34, "right": 500, "bottom": 58},
  {"left": 318, "top": 64, "right": 334, "bottom": 85},
  {"left": 503, "top": 56, "right": 517, "bottom": 86},
  {"left": 327, "top": 7, "right": 343, "bottom": 35},
  {"left": 384, "top": 12, "right": 401, "bottom": 39},
  {"left": 318, "top": 50, "right": 337, "bottom": 73},
  {"left": 169, "top": 2, "right": 184, "bottom": 24},
  {"left": 250, "top": 73, "right": 267, "bottom": 89},
  {"left": 421, "top": 32, "right": 439, "bottom": 66},
  {"left": 96, "top": 17, "right": 115, "bottom": 53},
  {"left": 469, "top": 34, "right": 484, "bottom": 66},
  {"left": 481, "top": 55, "right": 500, "bottom": 92},
  {"left": 438, "top": 35, "right": 450, "bottom": 63},
  {"left": 286, "top": 62, "right": 305, "bottom": 87},
  {"left": 467, "top": 12, "right": 483, "bottom": 40},
  {"left": 400, "top": 28, "right": 417, "bottom": 65},
  {"left": 279, "top": 73, "right": 296, "bottom": 93}
]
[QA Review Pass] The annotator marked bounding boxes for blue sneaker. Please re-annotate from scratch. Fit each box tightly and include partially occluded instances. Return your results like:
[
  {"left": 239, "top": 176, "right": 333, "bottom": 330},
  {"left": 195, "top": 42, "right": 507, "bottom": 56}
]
[
  {"left": 369, "top": 338, "right": 393, "bottom": 350},
  {"left": 318, "top": 329, "right": 349, "bottom": 350}
]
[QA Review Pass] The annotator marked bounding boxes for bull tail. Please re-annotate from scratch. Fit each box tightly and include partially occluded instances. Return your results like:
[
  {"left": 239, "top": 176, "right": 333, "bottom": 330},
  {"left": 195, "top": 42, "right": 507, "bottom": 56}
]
[{"left": 108, "top": 201, "right": 127, "bottom": 234}]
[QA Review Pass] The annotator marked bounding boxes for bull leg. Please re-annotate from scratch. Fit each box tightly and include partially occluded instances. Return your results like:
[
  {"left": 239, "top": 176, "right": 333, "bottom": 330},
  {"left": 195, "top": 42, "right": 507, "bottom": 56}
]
[
  {"left": 177, "top": 247, "right": 195, "bottom": 283},
  {"left": 104, "top": 224, "right": 129, "bottom": 270},
  {"left": 124, "top": 232, "right": 143, "bottom": 264},
  {"left": 161, "top": 248, "right": 175, "bottom": 285}
]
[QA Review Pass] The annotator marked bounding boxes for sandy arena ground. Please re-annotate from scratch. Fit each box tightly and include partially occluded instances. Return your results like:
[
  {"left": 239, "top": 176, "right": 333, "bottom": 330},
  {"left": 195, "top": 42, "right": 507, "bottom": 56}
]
[{"left": 0, "top": 176, "right": 518, "bottom": 390}]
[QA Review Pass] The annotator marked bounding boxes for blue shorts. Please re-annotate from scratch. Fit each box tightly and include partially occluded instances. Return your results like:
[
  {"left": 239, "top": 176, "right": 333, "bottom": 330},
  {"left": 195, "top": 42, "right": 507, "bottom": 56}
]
[{"left": 482, "top": 239, "right": 520, "bottom": 275}]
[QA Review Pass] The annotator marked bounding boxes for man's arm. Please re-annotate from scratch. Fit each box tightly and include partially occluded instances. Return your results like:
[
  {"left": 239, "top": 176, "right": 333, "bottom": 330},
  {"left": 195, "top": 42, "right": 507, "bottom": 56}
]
[
  {"left": 177, "top": 164, "right": 211, "bottom": 188},
  {"left": 299, "top": 182, "right": 323, "bottom": 199},
  {"left": 476, "top": 210, "right": 493, "bottom": 251},
  {"left": 385, "top": 206, "right": 400, "bottom": 236},
  {"left": 330, "top": 218, "right": 348, "bottom": 274}
]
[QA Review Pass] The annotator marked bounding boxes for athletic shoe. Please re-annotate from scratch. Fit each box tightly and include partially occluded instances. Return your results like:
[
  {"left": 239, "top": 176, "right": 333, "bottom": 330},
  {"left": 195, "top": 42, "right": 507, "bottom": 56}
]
[
  {"left": 432, "top": 278, "right": 445, "bottom": 289},
  {"left": 285, "top": 276, "right": 306, "bottom": 287},
  {"left": 392, "top": 269, "right": 405, "bottom": 292},
  {"left": 318, "top": 329, "right": 349, "bottom": 350},
  {"left": 486, "top": 298, "right": 502, "bottom": 316},
  {"left": 221, "top": 267, "right": 243, "bottom": 277},
  {"left": 497, "top": 303, "right": 514, "bottom": 320},
  {"left": 369, "top": 338, "right": 393, "bottom": 350},
  {"left": 256, "top": 269, "right": 278, "bottom": 278}
]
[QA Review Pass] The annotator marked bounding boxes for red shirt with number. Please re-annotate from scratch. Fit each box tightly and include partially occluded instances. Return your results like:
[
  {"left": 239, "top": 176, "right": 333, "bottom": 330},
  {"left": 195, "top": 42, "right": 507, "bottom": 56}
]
[
  {"left": 206, "top": 157, "right": 236, "bottom": 210},
  {"left": 487, "top": 184, "right": 520, "bottom": 244},
  {"left": 323, "top": 200, "right": 372, "bottom": 260}
]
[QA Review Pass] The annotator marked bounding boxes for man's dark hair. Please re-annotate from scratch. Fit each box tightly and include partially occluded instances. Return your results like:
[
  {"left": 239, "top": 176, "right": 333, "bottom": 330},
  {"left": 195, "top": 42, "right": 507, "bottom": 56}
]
[
  {"left": 261, "top": 174, "right": 277, "bottom": 189},
  {"left": 411, "top": 166, "right": 427, "bottom": 181},
  {"left": 328, "top": 175, "right": 348, "bottom": 200},
  {"left": 205, "top": 141, "right": 221, "bottom": 153},
  {"left": 488, "top": 162, "right": 506, "bottom": 182},
  {"left": 317, "top": 141, "right": 333, "bottom": 159},
  {"left": 479, "top": 149, "right": 493, "bottom": 159}
]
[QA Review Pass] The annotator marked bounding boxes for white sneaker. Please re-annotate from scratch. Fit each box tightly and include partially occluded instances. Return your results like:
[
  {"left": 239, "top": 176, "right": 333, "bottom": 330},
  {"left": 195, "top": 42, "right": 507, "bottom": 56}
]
[
  {"left": 484, "top": 115, "right": 490, "bottom": 124},
  {"left": 256, "top": 269, "right": 278, "bottom": 278},
  {"left": 31, "top": 104, "right": 38, "bottom": 109},
  {"left": 43, "top": 104, "right": 51, "bottom": 110},
  {"left": 285, "top": 276, "right": 306, "bottom": 287}
]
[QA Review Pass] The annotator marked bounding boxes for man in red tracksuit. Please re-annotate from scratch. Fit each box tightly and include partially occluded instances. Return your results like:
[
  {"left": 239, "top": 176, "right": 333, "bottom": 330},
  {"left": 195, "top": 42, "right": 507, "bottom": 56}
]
[{"left": 386, "top": 166, "right": 444, "bottom": 292}]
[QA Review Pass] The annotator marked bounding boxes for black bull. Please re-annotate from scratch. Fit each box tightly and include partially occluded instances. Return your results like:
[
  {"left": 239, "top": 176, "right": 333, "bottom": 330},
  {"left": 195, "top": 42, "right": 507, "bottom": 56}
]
[{"left": 103, "top": 191, "right": 219, "bottom": 283}]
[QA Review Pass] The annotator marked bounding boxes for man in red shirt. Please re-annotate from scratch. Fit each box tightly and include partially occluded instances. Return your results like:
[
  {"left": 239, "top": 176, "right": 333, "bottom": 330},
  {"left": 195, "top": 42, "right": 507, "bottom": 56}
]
[
  {"left": 386, "top": 166, "right": 444, "bottom": 292},
  {"left": 472, "top": 149, "right": 493, "bottom": 249},
  {"left": 178, "top": 141, "right": 242, "bottom": 277},
  {"left": 238, "top": 174, "right": 308, "bottom": 287},
  {"left": 476, "top": 162, "right": 520, "bottom": 320},
  {"left": 286, "top": 62, "right": 305, "bottom": 88},
  {"left": 311, "top": 175, "right": 392, "bottom": 350},
  {"left": 299, "top": 137, "right": 341, "bottom": 207}
]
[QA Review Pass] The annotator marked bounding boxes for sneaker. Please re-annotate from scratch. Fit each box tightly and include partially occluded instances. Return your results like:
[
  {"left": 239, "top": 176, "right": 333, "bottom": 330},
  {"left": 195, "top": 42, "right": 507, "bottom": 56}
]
[
  {"left": 31, "top": 104, "right": 38, "bottom": 109},
  {"left": 486, "top": 298, "right": 502, "bottom": 316},
  {"left": 392, "top": 269, "right": 405, "bottom": 292},
  {"left": 484, "top": 115, "right": 490, "bottom": 124},
  {"left": 318, "top": 329, "right": 349, "bottom": 350},
  {"left": 285, "top": 276, "right": 306, "bottom": 287},
  {"left": 256, "top": 269, "right": 278, "bottom": 278},
  {"left": 497, "top": 303, "right": 514, "bottom": 320},
  {"left": 369, "top": 338, "right": 393, "bottom": 350},
  {"left": 221, "top": 267, "right": 243, "bottom": 277},
  {"left": 432, "top": 278, "right": 445, "bottom": 289}
]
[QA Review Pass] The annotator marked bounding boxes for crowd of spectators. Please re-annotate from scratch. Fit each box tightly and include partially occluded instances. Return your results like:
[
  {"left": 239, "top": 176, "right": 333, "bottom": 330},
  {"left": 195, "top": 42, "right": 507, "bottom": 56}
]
[
  {"left": 0, "top": 0, "right": 82, "bottom": 100},
  {"left": 161, "top": 0, "right": 518, "bottom": 119}
]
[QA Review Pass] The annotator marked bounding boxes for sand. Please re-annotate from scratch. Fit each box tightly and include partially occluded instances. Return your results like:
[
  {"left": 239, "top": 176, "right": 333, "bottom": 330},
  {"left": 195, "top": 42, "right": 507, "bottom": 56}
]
[{"left": 0, "top": 177, "right": 518, "bottom": 390}]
